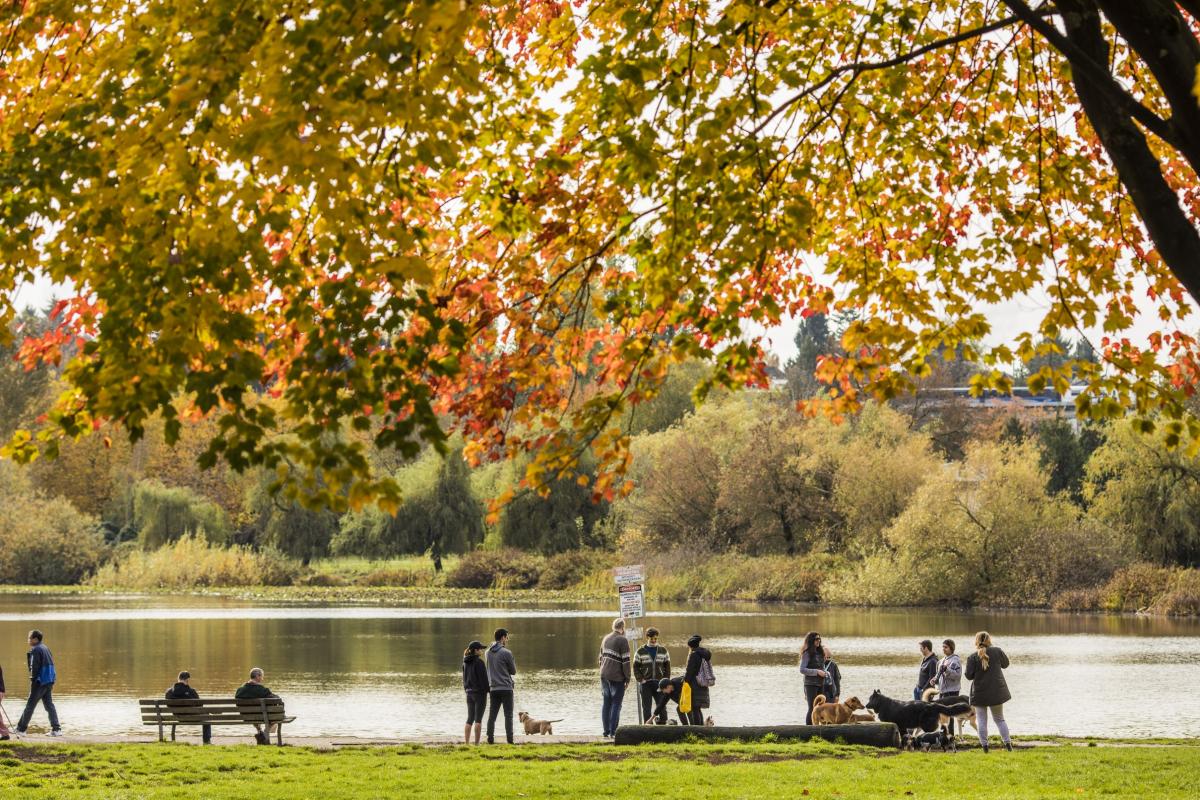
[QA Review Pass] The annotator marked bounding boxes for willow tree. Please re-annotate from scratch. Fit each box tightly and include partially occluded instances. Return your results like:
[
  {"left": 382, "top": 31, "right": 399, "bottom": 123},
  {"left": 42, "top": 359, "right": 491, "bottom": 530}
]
[{"left": 2, "top": 1, "right": 1198, "bottom": 509}]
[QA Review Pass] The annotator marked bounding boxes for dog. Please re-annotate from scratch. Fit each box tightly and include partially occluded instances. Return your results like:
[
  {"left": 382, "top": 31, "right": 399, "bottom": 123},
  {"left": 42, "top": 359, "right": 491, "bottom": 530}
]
[
  {"left": 922, "top": 688, "right": 977, "bottom": 733},
  {"left": 913, "top": 729, "right": 956, "bottom": 752},
  {"left": 810, "top": 694, "right": 866, "bottom": 725},
  {"left": 866, "top": 690, "right": 971, "bottom": 738},
  {"left": 517, "top": 711, "right": 562, "bottom": 735},
  {"left": 850, "top": 710, "right": 878, "bottom": 724},
  {"left": 704, "top": 716, "right": 715, "bottom": 727}
]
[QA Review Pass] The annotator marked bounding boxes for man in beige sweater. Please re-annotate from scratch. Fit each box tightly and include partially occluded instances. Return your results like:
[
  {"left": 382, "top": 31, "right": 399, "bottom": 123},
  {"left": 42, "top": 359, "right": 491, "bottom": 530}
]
[{"left": 598, "top": 618, "right": 631, "bottom": 737}]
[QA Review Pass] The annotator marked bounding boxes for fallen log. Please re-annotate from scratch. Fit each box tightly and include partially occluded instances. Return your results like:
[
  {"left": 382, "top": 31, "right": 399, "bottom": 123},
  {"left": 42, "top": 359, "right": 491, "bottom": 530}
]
[{"left": 613, "top": 723, "right": 900, "bottom": 748}]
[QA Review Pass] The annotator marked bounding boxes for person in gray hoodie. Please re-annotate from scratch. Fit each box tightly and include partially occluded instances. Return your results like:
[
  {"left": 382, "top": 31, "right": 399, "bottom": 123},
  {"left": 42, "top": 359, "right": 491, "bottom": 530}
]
[{"left": 485, "top": 628, "right": 517, "bottom": 744}]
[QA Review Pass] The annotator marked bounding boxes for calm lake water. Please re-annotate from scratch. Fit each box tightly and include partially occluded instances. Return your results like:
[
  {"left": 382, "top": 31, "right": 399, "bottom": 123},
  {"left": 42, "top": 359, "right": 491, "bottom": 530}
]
[{"left": 1, "top": 593, "right": 1198, "bottom": 739}]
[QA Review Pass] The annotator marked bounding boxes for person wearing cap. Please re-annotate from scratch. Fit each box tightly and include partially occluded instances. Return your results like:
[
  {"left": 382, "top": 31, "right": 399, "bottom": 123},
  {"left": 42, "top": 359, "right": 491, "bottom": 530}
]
[
  {"left": 462, "top": 640, "right": 489, "bottom": 744},
  {"left": 681, "top": 634, "right": 712, "bottom": 726},
  {"left": 633, "top": 627, "right": 671, "bottom": 724},
  {"left": 653, "top": 676, "right": 690, "bottom": 725},
  {"left": 598, "top": 618, "right": 631, "bottom": 737}
]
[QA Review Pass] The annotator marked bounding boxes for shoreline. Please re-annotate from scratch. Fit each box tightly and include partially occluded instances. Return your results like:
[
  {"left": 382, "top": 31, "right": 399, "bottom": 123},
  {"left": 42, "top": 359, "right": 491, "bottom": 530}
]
[{"left": 0, "top": 584, "right": 1195, "bottom": 617}]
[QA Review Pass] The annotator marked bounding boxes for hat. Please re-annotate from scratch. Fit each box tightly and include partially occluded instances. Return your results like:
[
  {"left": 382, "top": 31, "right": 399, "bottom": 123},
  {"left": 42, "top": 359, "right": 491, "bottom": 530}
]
[
  {"left": 468, "top": 640, "right": 484, "bottom": 651},
  {"left": 687, "top": 634, "right": 702, "bottom": 648}
]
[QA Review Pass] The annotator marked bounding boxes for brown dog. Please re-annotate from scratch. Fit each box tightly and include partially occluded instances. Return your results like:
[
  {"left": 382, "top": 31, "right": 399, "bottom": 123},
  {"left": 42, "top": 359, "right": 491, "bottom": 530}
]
[
  {"left": 922, "top": 688, "right": 977, "bottom": 732},
  {"left": 850, "top": 710, "right": 878, "bottom": 724},
  {"left": 518, "top": 711, "right": 562, "bottom": 735},
  {"left": 811, "top": 694, "right": 865, "bottom": 725}
]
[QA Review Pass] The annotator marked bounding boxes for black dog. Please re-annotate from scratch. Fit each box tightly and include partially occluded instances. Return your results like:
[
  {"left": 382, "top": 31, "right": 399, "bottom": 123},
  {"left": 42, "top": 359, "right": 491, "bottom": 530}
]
[
  {"left": 913, "top": 729, "right": 955, "bottom": 752},
  {"left": 866, "top": 690, "right": 971, "bottom": 736}
]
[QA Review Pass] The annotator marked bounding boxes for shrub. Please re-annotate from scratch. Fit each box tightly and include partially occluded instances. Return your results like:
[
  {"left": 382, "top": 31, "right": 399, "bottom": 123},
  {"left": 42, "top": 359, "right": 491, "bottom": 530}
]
[
  {"left": 295, "top": 572, "right": 348, "bottom": 587},
  {"left": 89, "top": 534, "right": 299, "bottom": 588},
  {"left": 1100, "top": 563, "right": 1174, "bottom": 611},
  {"left": 537, "top": 550, "right": 608, "bottom": 590},
  {"left": 1051, "top": 588, "right": 1102, "bottom": 612},
  {"left": 0, "top": 493, "right": 108, "bottom": 584},
  {"left": 445, "top": 549, "right": 542, "bottom": 589},
  {"left": 357, "top": 567, "right": 439, "bottom": 587},
  {"left": 132, "top": 480, "right": 229, "bottom": 548}
]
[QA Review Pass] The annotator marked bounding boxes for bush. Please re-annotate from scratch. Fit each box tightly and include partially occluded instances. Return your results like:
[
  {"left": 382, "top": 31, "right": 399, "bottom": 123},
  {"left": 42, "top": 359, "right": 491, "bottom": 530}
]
[
  {"left": 89, "top": 535, "right": 299, "bottom": 588},
  {"left": 132, "top": 480, "right": 229, "bottom": 549},
  {"left": 445, "top": 549, "right": 542, "bottom": 589},
  {"left": 1051, "top": 588, "right": 1102, "bottom": 612},
  {"left": 356, "top": 567, "right": 439, "bottom": 587},
  {"left": 1100, "top": 563, "right": 1174, "bottom": 612},
  {"left": 537, "top": 550, "right": 608, "bottom": 590},
  {"left": 0, "top": 460, "right": 108, "bottom": 584},
  {"left": 295, "top": 572, "right": 348, "bottom": 587}
]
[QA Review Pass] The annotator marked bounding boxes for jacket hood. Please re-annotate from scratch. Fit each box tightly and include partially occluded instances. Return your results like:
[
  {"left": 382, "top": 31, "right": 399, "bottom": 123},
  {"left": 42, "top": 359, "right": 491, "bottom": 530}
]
[
  {"left": 695, "top": 647, "right": 712, "bottom": 659},
  {"left": 463, "top": 653, "right": 480, "bottom": 665},
  {"left": 489, "top": 642, "right": 503, "bottom": 653}
]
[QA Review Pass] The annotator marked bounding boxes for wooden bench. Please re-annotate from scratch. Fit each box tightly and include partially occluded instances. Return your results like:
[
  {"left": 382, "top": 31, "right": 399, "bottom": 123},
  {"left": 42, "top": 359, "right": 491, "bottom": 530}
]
[{"left": 139, "top": 698, "right": 295, "bottom": 745}]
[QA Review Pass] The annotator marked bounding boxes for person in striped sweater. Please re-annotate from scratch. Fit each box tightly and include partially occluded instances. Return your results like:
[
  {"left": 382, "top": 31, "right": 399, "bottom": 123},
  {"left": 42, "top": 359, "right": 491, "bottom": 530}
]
[{"left": 598, "top": 618, "right": 631, "bottom": 737}]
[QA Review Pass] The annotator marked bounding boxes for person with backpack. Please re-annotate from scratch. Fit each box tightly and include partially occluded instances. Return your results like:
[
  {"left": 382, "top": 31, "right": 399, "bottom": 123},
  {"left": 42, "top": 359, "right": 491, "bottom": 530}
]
[
  {"left": 681, "top": 634, "right": 713, "bottom": 726},
  {"left": 462, "top": 641, "right": 489, "bottom": 744},
  {"left": 165, "top": 670, "right": 211, "bottom": 744},
  {"left": 15, "top": 629, "right": 61, "bottom": 738}
]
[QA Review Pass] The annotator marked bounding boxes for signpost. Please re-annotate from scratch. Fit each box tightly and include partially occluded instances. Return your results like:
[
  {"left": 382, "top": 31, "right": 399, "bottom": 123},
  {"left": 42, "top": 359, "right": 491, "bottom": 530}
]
[{"left": 614, "top": 565, "right": 648, "bottom": 722}]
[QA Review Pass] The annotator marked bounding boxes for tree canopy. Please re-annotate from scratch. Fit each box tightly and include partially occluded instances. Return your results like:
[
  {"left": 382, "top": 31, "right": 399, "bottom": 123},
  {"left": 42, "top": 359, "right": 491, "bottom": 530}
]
[{"left": 2, "top": 1, "right": 1199, "bottom": 508}]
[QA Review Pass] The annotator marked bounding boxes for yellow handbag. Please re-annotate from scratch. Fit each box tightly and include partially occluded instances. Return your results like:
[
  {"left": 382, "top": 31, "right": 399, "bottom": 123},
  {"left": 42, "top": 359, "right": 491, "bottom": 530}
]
[{"left": 679, "top": 682, "right": 692, "bottom": 714}]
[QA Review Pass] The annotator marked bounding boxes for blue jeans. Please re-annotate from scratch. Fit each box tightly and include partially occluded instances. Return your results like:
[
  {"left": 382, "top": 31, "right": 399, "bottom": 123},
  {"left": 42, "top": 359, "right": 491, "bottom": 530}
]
[
  {"left": 18, "top": 681, "right": 60, "bottom": 732},
  {"left": 601, "top": 679, "right": 626, "bottom": 736}
]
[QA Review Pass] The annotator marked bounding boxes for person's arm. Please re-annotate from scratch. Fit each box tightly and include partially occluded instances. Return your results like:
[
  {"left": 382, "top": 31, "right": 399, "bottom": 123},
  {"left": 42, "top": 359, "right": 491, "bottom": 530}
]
[
  {"left": 662, "top": 650, "right": 671, "bottom": 678},
  {"left": 0, "top": 664, "right": 6, "bottom": 695},
  {"left": 684, "top": 651, "right": 699, "bottom": 683},
  {"left": 621, "top": 638, "right": 632, "bottom": 683},
  {"left": 996, "top": 648, "right": 1009, "bottom": 669},
  {"left": 831, "top": 663, "right": 841, "bottom": 699},
  {"left": 506, "top": 650, "right": 517, "bottom": 676},
  {"left": 963, "top": 655, "right": 976, "bottom": 681},
  {"left": 29, "top": 647, "right": 44, "bottom": 680},
  {"left": 798, "top": 651, "right": 825, "bottom": 678}
]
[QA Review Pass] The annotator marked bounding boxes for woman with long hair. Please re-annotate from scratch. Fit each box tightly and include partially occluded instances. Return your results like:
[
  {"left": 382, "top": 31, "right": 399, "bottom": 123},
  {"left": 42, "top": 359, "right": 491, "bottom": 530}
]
[
  {"left": 461, "top": 640, "right": 489, "bottom": 744},
  {"left": 798, "top": 631, "right": 829, "bottom": 725},
  {"left": 963, "top": 631, "right": 1012, "bottom": 752}
]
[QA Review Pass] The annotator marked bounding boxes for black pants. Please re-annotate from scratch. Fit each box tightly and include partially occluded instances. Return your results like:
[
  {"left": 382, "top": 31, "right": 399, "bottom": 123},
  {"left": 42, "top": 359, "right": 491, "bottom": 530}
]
[
  {"left": 18, "top": 681, "right": 60, "bottom": 732},
  {"left": 487, "top": 689, "right": 514, "bottom": 743},
  {"left": 466, "top": 692, "right": 487, "bottom": 725},
  {"left": 804, "top": 684, "right": 824, "bottom": 725},
  {"left": 638, "top": 681, "right": 664, "bottom": 723},
  {"left": 682, "top": 707, "right": 704, "bottom": 725}
]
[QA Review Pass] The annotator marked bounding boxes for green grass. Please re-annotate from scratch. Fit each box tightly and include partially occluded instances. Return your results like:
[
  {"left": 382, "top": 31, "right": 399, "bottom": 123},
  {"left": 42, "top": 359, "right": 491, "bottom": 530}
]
[{"left": 1, "top": 741, "right": 1197, "bottom": 799}]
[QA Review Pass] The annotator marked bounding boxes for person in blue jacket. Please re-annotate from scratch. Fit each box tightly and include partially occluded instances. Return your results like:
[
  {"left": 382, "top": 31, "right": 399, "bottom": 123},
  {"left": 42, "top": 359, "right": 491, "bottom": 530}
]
[{"left": 16, "top": 629, "right": 62, "bottom": 737}]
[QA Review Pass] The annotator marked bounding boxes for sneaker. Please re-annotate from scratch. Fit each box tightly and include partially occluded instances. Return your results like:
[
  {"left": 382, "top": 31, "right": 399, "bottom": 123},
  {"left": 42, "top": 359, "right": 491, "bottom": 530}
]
[
  {"left": 0, "top": 734, "right": 9, "bottom": 741},
  {"left": 981, "top": 743, "right": 989, "bottom": 753},
  {"left": 48, "top": 730, "right": 65, "bottom": 737},
  {"left": 1004, "top": 741, "right": 1013, "bottom": 752},
  {"left": 254, "top": 731, "right": 268, "bottom": 745},
  {"left": 13, "top": 731, "right": 26, "bottom": 740}
]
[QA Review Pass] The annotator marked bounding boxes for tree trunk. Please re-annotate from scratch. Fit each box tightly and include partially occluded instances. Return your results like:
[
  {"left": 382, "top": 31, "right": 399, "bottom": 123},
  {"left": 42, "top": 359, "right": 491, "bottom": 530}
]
[{"left": 613, "top": 723, "right": 900, "bottom": 748}]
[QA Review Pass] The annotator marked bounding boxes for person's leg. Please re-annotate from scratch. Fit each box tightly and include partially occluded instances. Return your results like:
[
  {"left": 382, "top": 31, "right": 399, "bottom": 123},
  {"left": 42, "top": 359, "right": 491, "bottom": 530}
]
[
  {"left": 600, "top": 679, "right": 613, "bottom": 736},
  {"left": 804, "top": 685, "right": 821, "bottom": 725},
  {"left": 201, "top": 724, "right": 212, "bottom": 744},
  {"left": 975, "top": 707, "right": 989, "bottom": 749},
  {"left": 41, "top": 685, "right": 60, "bottom": 731},
  {"left": 501, "top": 691, "right": 514, "bottom": 744},
  {"left": 688, "top": 708, "right": 704, "bottom": 726},
  {"left": 17, "top": 683, "right": 48, "bottom": 732},
  {"left": 607, "top": 680, "right": 625, "bottom": 735},
  {"left": 486, "top": 691, "right": 501, "bottom": 744},
  {"left": 465, "top": 696, "right": 475, "bottom": 743},
  {"left": 991, "top": 704, "right": 1011, "bottom": 747}
]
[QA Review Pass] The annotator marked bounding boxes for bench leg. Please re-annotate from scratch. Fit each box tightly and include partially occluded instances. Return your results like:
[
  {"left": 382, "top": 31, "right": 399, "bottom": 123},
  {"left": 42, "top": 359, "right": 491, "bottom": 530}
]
[
  {"left": 276, "top": 723, "right": 283, "bottom": 746},
  {"left": 157, "top": 719, "right": 164, "bottom": 743},
  {"left": 170, "top": 725, "right": 176, "bottom": 742}
]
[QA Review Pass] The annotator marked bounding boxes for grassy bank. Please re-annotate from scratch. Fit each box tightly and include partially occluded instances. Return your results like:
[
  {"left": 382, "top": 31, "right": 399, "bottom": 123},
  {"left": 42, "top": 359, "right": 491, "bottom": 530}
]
[{"left": 2, "top": 741, "right": 1197, "bottom": 799}]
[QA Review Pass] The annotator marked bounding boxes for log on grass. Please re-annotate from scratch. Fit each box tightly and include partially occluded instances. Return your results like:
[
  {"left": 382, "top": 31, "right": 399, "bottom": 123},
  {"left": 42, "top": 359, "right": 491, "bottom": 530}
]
[{"left": 613, "top": 723, "right": 900, "bottom": 748}]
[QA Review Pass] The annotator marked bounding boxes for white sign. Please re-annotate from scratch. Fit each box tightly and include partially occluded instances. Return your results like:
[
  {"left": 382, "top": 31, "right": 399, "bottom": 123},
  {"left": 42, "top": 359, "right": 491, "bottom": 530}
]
[
  {"left": 625, "top": 627, "right": 643, "bottom": 640},
  {"left": 613, "top": 564, "right": 645, "bottom": 584},
  {"left": 618, "top": 582, "right": 645, "bottom": 618}
]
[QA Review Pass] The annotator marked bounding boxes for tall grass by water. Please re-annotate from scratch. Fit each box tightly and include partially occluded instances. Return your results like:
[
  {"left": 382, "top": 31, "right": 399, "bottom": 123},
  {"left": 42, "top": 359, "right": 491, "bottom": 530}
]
[{"left": 89, "top": 535, "right": 298, "bottom": 588}]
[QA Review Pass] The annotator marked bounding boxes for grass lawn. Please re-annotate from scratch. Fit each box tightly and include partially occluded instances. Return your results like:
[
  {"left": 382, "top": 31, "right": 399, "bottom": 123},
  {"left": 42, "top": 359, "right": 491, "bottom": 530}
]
[{"left": 2, "top": 741, "right": 1196, "bottom": 799}]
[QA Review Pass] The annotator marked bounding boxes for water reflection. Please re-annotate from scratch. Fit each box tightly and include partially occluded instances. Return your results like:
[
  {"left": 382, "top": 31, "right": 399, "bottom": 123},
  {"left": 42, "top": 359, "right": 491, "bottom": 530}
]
[{"left": 0, "top": 594, "right": 1197, "bottom": 739}]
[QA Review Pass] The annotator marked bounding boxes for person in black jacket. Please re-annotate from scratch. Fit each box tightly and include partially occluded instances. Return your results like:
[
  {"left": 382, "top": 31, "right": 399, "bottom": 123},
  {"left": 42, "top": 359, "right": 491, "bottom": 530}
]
[
  {"left": 234, "top": 667, "right": 280, "bottom": 745},
  {"left": 16, "top": 629, "right": 61, "bottom": 737},
  {"left": 165, "top": 670, "right": 211, "bottom": 744},
  {"left": 462, "top": 641, "right": 489, "bottom": 744},
  {"left": 682, "top": 634, "right": 712, "bottom": 726},
  {"left": 821, "top": 646, "right": 842, "bottom": 703},
  {"left": 654, "top": 676, "right": 691, "bottom": 725},
  {"left": 915, "top": 640, "right": 937, "bottom": 701}
]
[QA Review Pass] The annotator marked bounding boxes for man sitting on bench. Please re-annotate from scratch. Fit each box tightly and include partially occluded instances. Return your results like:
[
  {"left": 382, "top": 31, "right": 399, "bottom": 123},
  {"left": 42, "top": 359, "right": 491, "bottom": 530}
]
[
  {"left": 234, "top": 667, "right": 280, "bottom": 745},
  {"left": 165, "top": 670, "right": 211, "bottom": 744}
]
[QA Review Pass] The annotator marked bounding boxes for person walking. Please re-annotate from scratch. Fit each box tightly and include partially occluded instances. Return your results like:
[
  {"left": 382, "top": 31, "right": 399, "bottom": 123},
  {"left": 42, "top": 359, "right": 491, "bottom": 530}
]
[
  {"left": 15, "top": 629, "right": 61, "bottom": 738},
  {"left": 821, "top": 646, "right": 842, "bottom": 703},
  {"left": 681, "top": 634, "right": 712, "bottom": 727},
  {"left": 0, "top": 661, "right": 10, "bottom": 740},
  {"left": 598, "top": 618, "right": 631, "bottom": 737},
  {"left": 915, "top": 640, "right": 938, "bottom": 701},
  {"left": 964, "top": 631, "right": 1013, "bottom": 752},
  {"left": 462, "top": 640, "right": 489, "bottom": 745},
  {"left": 165, "top": 670, "right": 211, "bottom": 744},
  {"left": 234, "top": 667, "right": 280, "bottom": 745},
  {"left": 633, "top": 627, "right": 671, "bottom": 724},
  {"left": 485, "top": 628, "right": 517, "bottom": 744},
  {"left": 799, "top": 631, "right": 828, "bottom": 725}
]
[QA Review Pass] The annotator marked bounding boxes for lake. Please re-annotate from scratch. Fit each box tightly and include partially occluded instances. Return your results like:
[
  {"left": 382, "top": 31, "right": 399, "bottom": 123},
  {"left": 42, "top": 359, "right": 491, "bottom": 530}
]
[{"left": 1, "top": 593, "right": 1198, "bottom": 739}]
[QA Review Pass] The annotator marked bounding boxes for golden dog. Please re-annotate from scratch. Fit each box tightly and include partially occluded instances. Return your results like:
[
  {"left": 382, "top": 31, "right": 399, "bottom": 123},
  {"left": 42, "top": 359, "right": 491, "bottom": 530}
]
[
  {"left": 517, "top": 711, "right": 562, "bottom": 735},
  {"left": 811, "top": 694, "right": 865, "bottom": 725},
  {"left": 922, "top": 688, "right": 977, "bottom": 732}
]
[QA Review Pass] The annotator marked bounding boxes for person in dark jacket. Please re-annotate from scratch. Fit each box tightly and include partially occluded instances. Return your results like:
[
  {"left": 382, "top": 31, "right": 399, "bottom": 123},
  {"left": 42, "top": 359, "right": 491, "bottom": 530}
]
[
  {"left": 963, "top": 631, "right": 1012, "bottom": 752},
  {"left": 165, "top": 670, "right": 211, "bottom": 744},
  {"left": 462, "top": 641, "right": 489, "bottom": 744},
  {"left": 915, "top": 640, "right": 937, "bottom": 701},
  {"left": 798, "top": 631, "right": 829, "bottom": 725},
  {"left": 821, "top": 646, "right": 842, "bottom": 703},
  {"left": 234, "top": 667, "right": 279, "bottom": 745},
  {"left": 16, "top": 629, "right": 61, "bottom": 737},
  {"left": 654, "top": 676, "right": 691, "bottom": 725},
  {"left": 681, "top": 634, "right": 712, "bottom": 726},
  {"left": 633, "top": 627, "right": 670, "bottom": 724},
  {"left": 0, "top": 662, "right": 10, "bottom": 740}
]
